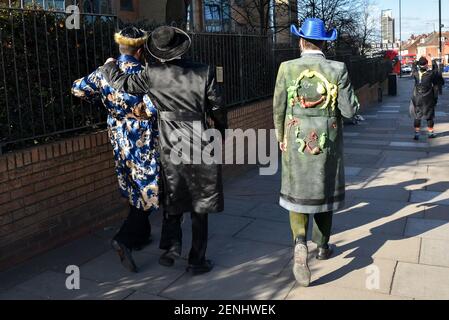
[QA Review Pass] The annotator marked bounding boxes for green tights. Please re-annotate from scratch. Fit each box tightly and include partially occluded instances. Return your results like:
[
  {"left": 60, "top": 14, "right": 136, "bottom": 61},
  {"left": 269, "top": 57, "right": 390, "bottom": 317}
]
[{"left": 289, "top": 211, "right": 333, "bottom": 248}]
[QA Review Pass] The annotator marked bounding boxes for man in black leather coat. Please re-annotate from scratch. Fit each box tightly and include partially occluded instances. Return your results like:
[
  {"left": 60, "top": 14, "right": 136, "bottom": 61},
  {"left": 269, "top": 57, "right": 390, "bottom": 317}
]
[
  {"left": 411, "top": 57, "right": 444, "bottom": 140},
  {"left": 101, "top": 26, "right": 227, "bottom": 275}
]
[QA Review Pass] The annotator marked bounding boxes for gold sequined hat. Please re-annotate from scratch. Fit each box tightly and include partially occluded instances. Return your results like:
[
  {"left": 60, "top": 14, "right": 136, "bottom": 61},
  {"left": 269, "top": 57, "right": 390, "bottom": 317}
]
[{"left": 114, "top": 26, "right": 148, "bottom": 47}]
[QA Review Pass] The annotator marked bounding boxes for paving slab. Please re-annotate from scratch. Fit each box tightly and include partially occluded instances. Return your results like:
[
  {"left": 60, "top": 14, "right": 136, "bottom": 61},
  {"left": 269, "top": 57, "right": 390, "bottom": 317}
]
[
  {"left": 332, "top": 211, "right": 407, "bottom": 236},
  {"left": 344, "top": 148, "right": 383, "bottom": 156},
  {"left": 331, "top": 229, "right": 420, "bottom": 263},
  {"left": 243, "top": 202, "right": 287, "bottom": 223},
  {"left": 219, "top": 197, "right": 260, "bottom": 217},
  {"left": 404, "top": 217, "right": 449, "bottom": 240},
  {"left": 345, "top": 166, "right": 362, "bottom": 176},
  {"left": 206, "top": 235, "right": 291, "bottom": 276},
  {"left": 419, "top": 238, "right": 449, "bottom": 267},
  {"left": 423, "top": 205, "right": 449, "bottom": 220},
  {"left": 344, "top": 200, "right": 424, "bottom": 219},
  {"left": 79, "top": 251, "right": 186, "bottom": 295},
  {"left": 11, "top": 270, "right": 132, "bottom": 300},
  {"left": 160, "top": 265, "right": 295, "bottom": 300},
  {"left": 410, "top": 190, "right": 449, "bottom": 205},
  {"left": 208, "top": 214, "right": 254, "bottom": 237},
  {"left": 378, "top": 110, "right": 399, "bottom": 113},
  {"left": 286, "top": 284, "right": 411, "bottom": 300},
  {"left": 346, "top": 185, "right": 410, "bottom": 202},
  {"left": 346, "top": 139, "right": 389, "bottom": 146},
  {"left": 391, "top": 262, "right": 449, "bottom": 299},
  {"left": 234, "top": 219, "right": 292, "bottom": 247},
  {"left": 343, "top": 132, "right": 360, "bottom": 137},
  {"left": 344, "top": 154, "right": 383, "bottom": 168},
  {"left": 389, "top": 141, "right": 429, "bottom": 148},
  {"left": 125, "top": 291, "right": 169, "bottom": 300}
]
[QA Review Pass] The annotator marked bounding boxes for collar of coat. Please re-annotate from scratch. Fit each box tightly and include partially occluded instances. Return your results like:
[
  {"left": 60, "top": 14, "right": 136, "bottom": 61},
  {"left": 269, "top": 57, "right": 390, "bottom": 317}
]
[
  {"left": 118, "top": 54, "right": 142, "bottom": 65},
  {"left": 301, "top": 50, "right": 325, "bottom": 57}
]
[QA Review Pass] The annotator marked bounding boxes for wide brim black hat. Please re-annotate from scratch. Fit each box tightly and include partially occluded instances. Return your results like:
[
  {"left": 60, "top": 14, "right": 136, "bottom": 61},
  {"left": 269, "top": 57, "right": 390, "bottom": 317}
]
[{"left": 146, "top": 26, "right": 191, "bottom": 61}]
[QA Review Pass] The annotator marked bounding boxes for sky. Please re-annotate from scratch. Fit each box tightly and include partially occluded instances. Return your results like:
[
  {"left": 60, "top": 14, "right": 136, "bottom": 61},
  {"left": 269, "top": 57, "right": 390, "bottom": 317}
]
[{"left": 374, "top": 0, "right": 449, "bottom": 40}]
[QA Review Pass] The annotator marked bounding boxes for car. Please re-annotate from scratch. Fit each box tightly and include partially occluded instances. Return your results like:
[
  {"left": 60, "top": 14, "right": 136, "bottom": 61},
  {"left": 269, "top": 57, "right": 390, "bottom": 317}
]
[{"left": 401, "top": 65, "right": 412, "bottom": 73}]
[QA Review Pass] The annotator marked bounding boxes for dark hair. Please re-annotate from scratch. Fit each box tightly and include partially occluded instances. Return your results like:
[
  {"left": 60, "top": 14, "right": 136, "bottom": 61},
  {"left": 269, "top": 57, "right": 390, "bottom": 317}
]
[
  {"left": 301, "top": 38, "right": 325, "bottom": 50},
  {"left": 119, "top": 44, "right": 141, "bottom": 56}
]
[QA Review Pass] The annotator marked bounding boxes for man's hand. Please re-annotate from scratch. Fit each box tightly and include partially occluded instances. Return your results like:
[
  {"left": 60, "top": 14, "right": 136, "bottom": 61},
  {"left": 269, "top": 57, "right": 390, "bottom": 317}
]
[
  {"left": 279, "top": 142, "right": 287, "bottom": 152},
  {"left": 105, "top": 58, "right": 116, "bottom": 65}
]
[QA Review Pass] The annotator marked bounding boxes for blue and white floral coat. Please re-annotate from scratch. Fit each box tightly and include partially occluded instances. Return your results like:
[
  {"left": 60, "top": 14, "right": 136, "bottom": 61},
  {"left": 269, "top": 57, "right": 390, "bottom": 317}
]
[{"left": 72, "top": 55, "right": 159, "bottom": 212}]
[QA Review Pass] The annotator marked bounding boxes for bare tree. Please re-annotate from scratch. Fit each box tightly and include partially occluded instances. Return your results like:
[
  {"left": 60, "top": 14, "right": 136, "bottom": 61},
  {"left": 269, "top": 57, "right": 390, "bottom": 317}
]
[
  {"left": 297, "top": 0, "right": 361, "bottom": 32},
  {"left": 356, "top": 0, "right": 380, "bottom": 56},
  {"left": 296, "top": 0, "right": 384, "bottom": 56},
  {"left": 222, "top": 0, "right": 297, "bottom": 35}
]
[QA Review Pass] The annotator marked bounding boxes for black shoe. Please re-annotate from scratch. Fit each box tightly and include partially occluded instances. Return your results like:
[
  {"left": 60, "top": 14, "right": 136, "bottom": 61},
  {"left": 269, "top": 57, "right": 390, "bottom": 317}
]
[
  {"left": 159, "top": 244, "right": 182, "bottom": 267},
  {"left": 428, "top": 132, "right": 436, "bottom": 139},
  {"left": 316, "top": 244, "right": 334, "bottom": 260},
  {"left": 111, "top": 239, "right": 138, "bottom": 273},
  {"left": 133, "top": 236, "right": 152, "bottom": 251},
  {"left": 413, "top": 132, "right": 420, "bottom": 140},
  {"left": 186, "top": 259, "right": 214, "bottom": 275}
]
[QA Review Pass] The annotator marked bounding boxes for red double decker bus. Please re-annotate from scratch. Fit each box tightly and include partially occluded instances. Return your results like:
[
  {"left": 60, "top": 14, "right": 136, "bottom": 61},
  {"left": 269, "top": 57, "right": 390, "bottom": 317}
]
[{"left": 401, "top": 53, "right": 417, "bottom": 66}]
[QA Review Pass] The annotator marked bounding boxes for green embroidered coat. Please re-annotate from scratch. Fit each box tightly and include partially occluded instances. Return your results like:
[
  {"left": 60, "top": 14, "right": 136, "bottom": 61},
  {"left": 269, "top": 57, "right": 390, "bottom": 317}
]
[{"left": 273, "top": 53, "right": 360, "bottom": 214}]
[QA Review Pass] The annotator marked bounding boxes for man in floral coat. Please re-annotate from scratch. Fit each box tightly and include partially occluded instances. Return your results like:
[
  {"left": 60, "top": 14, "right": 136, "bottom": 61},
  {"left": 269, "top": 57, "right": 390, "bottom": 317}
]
[
  {"left": 72, "top": 27, "right": 159, "bottom": 273},
  {"left": 273, "top": 18, "right": 360, "bottom": 287}
]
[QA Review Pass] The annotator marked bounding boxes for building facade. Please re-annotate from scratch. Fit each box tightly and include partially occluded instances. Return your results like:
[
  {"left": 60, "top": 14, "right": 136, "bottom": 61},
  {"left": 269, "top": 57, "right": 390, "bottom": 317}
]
[
  {"left": 416, "top": 31, "right": 449, "bottom": 64},
  {"left": 188, "top": 0, "right": 298, "bottom": 43},
  {"left": 381, "top": 9, "right": 395, "bottom": 48}
]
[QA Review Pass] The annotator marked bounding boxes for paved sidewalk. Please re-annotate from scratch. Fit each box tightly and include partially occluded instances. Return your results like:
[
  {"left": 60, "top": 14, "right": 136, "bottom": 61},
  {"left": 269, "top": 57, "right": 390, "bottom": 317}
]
[{"left": 1, "top": 77, "right": 449, "bottom": 300}]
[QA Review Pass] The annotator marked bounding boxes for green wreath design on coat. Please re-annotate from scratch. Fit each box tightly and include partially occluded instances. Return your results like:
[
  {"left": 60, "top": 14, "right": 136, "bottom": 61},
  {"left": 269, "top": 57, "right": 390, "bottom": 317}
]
[{"left": 287, "top": 69, "right": 338, "bottom": 110}]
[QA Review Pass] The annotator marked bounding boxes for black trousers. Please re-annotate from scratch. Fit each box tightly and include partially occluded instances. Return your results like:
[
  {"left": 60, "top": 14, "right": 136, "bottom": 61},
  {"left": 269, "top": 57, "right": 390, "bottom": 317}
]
[
  {"left": 159, "top": 211, "right": 208, "bottom": 266},
  {"left": 414, "top": 119, "right": 434, "bottom": 129},
  {"left": 114, "top": 205, "right": 152, "bottom": 249}
]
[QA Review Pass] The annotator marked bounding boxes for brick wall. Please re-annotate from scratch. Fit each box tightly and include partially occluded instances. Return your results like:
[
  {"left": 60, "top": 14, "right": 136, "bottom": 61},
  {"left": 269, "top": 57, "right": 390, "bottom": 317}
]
[
  {"left": 0, "top": 131, "right": 128, "bottom": 271},
  {"left": 228, "top": 99, "right": 274, "bottom": 131}
]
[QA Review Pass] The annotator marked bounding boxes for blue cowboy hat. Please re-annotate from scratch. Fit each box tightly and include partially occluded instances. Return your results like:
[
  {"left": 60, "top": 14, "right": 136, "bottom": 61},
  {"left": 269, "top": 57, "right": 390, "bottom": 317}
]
[{"left": 291, "top": 18, "right": 337, "bottom": 41}]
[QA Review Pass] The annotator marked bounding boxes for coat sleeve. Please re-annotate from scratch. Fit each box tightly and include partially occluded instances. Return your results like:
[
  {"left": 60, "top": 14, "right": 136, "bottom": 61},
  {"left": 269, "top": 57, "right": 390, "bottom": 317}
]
[
  {"left": 336, "top": 64, "right": 360, "bottom": 119},
  {"left": 71, "top": 70, "right": 102, "bottom": 103},
  {"left": 273, "top": 62, "right": 287, "bottom": 143},
  {"left": 100, "top": 61, "right": 150, "bottom": 95},
  {"left": 206, "top": 66, "right": 227, "bottom": 137},
  {"left": 432, "top": 70, "right": 445, "bottom": 87}
]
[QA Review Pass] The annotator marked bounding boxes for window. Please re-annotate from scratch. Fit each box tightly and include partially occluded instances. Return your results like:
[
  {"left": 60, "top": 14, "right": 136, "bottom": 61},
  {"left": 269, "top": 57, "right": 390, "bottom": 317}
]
[
  {"left": 23, "top": 0, "right": 65, "bottom": 9},
  {"left": 83, "top": 0, "right": 113, "bottom": 14},
  {"left": 204, "top": 0, "right": 231, "bottom": 33},
  {"left": 120, "top": 0, "right": 133, "bottom": 11}
]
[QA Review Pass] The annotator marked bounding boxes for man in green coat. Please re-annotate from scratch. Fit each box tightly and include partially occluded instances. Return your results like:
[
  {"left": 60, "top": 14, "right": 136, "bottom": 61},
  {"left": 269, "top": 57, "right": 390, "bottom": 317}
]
[{"left": 273, "top": 18, "right": 360, "bottom": 287}]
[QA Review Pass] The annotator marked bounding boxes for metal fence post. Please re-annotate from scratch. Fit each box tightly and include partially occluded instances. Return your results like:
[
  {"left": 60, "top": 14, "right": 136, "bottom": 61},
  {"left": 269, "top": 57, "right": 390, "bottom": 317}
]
[{"left": 238, "top": 31, "right": 244, "bottom": 105}]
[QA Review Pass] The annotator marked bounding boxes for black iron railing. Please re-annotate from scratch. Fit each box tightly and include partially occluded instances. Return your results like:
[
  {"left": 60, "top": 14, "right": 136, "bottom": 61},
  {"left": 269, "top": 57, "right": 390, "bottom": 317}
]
[
  {"left": 0, "top": 4, "right": 118, "bottom": 151},
  {"left": 186, "top": 33, "right": 300, "bottom": 107}
]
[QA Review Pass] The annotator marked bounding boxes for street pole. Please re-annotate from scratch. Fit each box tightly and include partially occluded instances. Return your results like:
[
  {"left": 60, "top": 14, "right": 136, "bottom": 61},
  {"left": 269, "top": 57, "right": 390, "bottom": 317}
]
[
  {"left": 399, "top": 0, "right": 402, "bottom": 77},
  {"left": 439, "top": 0, "right": 442, "bottom": 60},
  {"left": 439, "top": 0, "right": 443, "bottom": 94}
]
